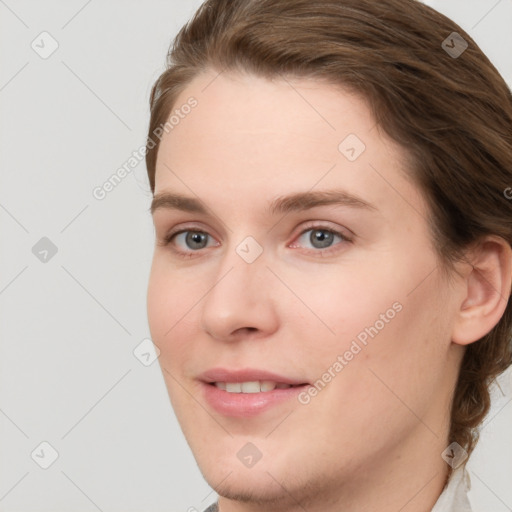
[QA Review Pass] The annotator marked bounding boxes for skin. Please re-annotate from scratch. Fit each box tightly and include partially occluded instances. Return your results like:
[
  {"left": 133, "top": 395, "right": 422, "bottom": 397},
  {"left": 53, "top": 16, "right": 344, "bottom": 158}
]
[{"left": 147, "top": 69, "right": 512, "bottom": 512}]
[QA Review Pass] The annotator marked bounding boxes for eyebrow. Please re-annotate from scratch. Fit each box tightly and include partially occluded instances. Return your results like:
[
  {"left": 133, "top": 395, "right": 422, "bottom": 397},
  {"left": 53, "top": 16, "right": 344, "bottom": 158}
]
[{"left": 150, "top": 189, "right": 378, "bottom": 216}]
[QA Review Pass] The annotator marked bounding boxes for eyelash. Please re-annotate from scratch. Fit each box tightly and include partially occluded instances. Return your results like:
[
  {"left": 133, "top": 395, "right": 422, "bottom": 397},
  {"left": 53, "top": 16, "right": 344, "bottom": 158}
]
[{"left": 159, "top": 222, "right": 353, "bottom": 259}]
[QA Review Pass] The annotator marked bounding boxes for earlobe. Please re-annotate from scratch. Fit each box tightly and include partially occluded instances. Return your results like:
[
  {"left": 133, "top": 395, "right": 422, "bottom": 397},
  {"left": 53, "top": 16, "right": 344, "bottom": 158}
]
[{"left": 451, "top": 236, "right": 512, "bottom": 346}]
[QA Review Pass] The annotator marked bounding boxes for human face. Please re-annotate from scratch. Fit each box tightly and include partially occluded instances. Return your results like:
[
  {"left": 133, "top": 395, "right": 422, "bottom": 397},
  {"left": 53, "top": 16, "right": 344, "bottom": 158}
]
[{"left": 147, "top": 70, "right": 462, "bottom": 509}]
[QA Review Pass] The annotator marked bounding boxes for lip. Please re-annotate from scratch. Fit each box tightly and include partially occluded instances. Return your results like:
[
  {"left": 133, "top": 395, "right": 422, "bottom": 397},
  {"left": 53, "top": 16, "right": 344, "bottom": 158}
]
[
  {"left": 199, "top": 367, "right": 309, "bottom": 418},
  {"left": 199, "top": 367, "right": 307, "bottom": 385}
]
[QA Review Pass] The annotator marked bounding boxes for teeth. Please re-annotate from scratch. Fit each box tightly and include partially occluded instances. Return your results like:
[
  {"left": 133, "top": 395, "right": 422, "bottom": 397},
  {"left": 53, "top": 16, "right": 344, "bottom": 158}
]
[
  {"left": 225, "top": 382, "right": 242, "bottom": 393},
  {"left": 260, "top": 380, "right": 277, "bottom": 392},
  {"left": 241, "top": 381, "right": 261, "bottom": 393},
  {"left": 214, "top": 381, "right": 293, "bottom": 393}
]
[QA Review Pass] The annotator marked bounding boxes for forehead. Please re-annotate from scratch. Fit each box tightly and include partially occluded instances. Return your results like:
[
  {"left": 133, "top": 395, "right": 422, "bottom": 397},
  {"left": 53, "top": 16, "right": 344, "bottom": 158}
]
[
  {"left": 156, "top": 70, "right": 378, "bottom": 174},
  {"left": 153, "top": 69, "right": 428, "bottom": 224}
]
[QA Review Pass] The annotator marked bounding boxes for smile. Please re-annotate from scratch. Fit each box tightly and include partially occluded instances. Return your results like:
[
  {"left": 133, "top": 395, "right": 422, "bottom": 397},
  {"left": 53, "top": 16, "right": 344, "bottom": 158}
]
[{"left": 213, "top": 381, "right": 302, "bottom": 393}]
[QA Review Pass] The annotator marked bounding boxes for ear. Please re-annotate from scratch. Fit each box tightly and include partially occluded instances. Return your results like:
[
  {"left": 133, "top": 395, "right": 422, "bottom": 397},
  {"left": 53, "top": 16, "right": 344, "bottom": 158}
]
[{"left": 451, "top": 235, "right": 512, "bottom": 346}]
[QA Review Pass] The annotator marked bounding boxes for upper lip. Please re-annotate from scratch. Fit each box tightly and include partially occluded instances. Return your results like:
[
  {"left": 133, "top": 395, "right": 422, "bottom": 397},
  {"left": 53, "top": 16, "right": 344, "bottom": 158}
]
[{"left": 199, "top": 368, "right": 309, "bottom": 385}]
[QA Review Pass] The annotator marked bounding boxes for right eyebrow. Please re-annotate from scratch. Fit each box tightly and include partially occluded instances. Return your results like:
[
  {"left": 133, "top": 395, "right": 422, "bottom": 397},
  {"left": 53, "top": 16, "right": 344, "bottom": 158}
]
[{"left": 150, "top": 193, "right": 207, "bottom": 215}]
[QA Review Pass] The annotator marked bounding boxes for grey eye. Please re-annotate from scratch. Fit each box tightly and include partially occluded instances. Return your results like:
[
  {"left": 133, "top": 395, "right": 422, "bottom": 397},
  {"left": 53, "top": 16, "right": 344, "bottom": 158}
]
[
  {"left": 310, "top": 229, "right": 335, "bottom": 248},
  {"left": 184, "top": 231, "right": 209, "bottom": 250}
]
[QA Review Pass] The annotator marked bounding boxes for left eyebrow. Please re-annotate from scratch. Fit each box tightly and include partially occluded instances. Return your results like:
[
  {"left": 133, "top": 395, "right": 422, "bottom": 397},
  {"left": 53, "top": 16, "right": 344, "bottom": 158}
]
[
  {"left": 267, "top": 189, "right": 378, "bottom": 215},
  {"left": 150, "top": 189, "right": 378, "bottom": 216}
]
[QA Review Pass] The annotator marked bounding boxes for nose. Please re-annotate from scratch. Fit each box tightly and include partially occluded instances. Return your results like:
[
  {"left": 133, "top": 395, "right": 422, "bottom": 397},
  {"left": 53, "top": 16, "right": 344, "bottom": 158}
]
[{"left": 200, "top": 244, "right": 279, "bottom": 342}]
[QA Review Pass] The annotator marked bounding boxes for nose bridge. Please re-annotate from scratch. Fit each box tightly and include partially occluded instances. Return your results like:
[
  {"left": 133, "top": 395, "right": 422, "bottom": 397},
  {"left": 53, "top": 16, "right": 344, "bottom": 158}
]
[
  {"left": 213, "top": 233, "right": 268, "bottom": 298},
  {"left": 200, "top": 236, "right": 277, "bottom": 339}
]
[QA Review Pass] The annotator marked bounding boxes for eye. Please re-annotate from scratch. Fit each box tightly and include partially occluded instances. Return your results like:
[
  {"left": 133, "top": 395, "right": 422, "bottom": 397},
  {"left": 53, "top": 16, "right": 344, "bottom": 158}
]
[
  {"left": 290, "top": 225, "right": 351, "bottom": 253},
  {"left": 161, "top": 229, "right": 219, "bottom": 255},
  {"left": 159, "top": 224, "right": 351, "bottom": 258}
]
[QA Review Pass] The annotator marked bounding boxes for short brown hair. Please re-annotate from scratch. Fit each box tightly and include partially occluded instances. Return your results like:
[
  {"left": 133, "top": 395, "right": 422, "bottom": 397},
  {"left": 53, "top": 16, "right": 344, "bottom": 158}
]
[{"left": 145, "top": 0, "right": 512, "bottom": 458}]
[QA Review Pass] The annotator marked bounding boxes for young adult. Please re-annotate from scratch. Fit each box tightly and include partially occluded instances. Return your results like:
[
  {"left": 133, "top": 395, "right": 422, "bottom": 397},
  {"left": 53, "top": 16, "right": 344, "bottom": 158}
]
[{"left": 145, "top": 1, "right": 512, "bottom": 510}]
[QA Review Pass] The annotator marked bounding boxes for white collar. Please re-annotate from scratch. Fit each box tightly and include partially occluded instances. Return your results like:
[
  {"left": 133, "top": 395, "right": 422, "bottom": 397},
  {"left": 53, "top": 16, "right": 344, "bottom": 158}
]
[{"left": 431, "top": 466, "right": 472, "bottom": 512}]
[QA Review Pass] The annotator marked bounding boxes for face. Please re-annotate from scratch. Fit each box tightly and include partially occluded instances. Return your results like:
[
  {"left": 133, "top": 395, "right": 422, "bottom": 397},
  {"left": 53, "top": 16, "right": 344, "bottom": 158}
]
[{"left": 147, "top": 70, "right": 464, "bottom": 507}]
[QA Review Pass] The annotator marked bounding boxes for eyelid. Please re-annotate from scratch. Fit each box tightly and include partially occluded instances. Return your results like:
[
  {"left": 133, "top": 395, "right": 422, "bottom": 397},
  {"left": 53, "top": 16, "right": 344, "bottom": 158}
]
[{"left": 160, "top": 220, "right": 217, "bottom": 240}]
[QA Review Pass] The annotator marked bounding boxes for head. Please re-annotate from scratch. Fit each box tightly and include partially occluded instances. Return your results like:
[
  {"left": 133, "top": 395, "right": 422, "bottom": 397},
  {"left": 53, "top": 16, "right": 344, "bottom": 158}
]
[{"left": 145, "top": 0, "right": 512, "bottom": 507}]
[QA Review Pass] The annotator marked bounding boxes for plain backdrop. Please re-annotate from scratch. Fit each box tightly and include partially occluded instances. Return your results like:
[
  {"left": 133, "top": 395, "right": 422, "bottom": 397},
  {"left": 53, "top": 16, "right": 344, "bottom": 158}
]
[{"left": 0, "top": 1, "right": 511, "bottom": 511}]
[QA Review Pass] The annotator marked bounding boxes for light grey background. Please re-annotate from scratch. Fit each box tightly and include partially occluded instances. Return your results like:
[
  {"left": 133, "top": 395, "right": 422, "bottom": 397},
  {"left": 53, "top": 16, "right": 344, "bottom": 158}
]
[{"left": 0, "top": 1, "right": 511, "bottom": 511}]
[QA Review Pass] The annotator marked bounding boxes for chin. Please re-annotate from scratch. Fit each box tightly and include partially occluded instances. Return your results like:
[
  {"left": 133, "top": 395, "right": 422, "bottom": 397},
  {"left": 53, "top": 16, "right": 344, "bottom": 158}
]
[
  {"left": 191, "top": 441, "right": 291, "bottom": 498},
  {"left": 203, "top": 467, "right": 295, "bottom": 506}
]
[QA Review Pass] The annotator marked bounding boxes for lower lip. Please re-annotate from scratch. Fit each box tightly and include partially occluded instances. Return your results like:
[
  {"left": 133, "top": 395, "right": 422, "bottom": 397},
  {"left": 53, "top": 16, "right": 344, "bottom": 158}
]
[{"left": 202, "top": 382, "right": 308, "bottom": 417}]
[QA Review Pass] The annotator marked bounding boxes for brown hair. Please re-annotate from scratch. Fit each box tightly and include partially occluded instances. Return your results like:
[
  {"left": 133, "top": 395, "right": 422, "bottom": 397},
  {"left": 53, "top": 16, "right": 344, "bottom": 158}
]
[{"left": 146, "top": 0, "right": 512, "bottom": 458}]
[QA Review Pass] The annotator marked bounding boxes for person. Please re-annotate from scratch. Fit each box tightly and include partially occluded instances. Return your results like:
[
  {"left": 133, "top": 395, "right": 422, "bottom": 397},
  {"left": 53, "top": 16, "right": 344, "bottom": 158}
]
[{"left": 144, "top": 0, "right": 512, "bottom": 510}]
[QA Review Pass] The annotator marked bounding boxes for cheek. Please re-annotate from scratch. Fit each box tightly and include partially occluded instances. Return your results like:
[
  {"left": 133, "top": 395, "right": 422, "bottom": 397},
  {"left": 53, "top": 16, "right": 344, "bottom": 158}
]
[
  {"left": 310, "top": 275, "right": 451, "bottom": 426},
  {"left": 146, "top": 261, "right": 196, "bottom": 356},
  {"left": 147, "top": 269, "right": 171, "bottom": 341},
  {"left": 298, "top": 257, "right": 449, "bottom": 392},
  {"left": 299, "top": 267, "right": 399, "bottom": 346}
]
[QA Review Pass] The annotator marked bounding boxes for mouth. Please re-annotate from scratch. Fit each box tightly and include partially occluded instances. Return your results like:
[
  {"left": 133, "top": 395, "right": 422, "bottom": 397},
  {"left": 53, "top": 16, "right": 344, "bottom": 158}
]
[
  {"left": 199, "top": 368, "right": 310, "bottom": 417},
  {"left": 211, "top": 381, "right": 305, "bottom": 393}
]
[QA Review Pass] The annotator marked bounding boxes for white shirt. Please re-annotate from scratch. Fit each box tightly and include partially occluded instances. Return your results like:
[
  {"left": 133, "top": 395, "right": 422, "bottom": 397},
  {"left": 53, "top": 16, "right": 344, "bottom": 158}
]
[
  {"left": 202, "top": 467, "right": 473, "bottom": 512},
  {"left": 432, "top": 466, "right": 473, "bottom": 512}
]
